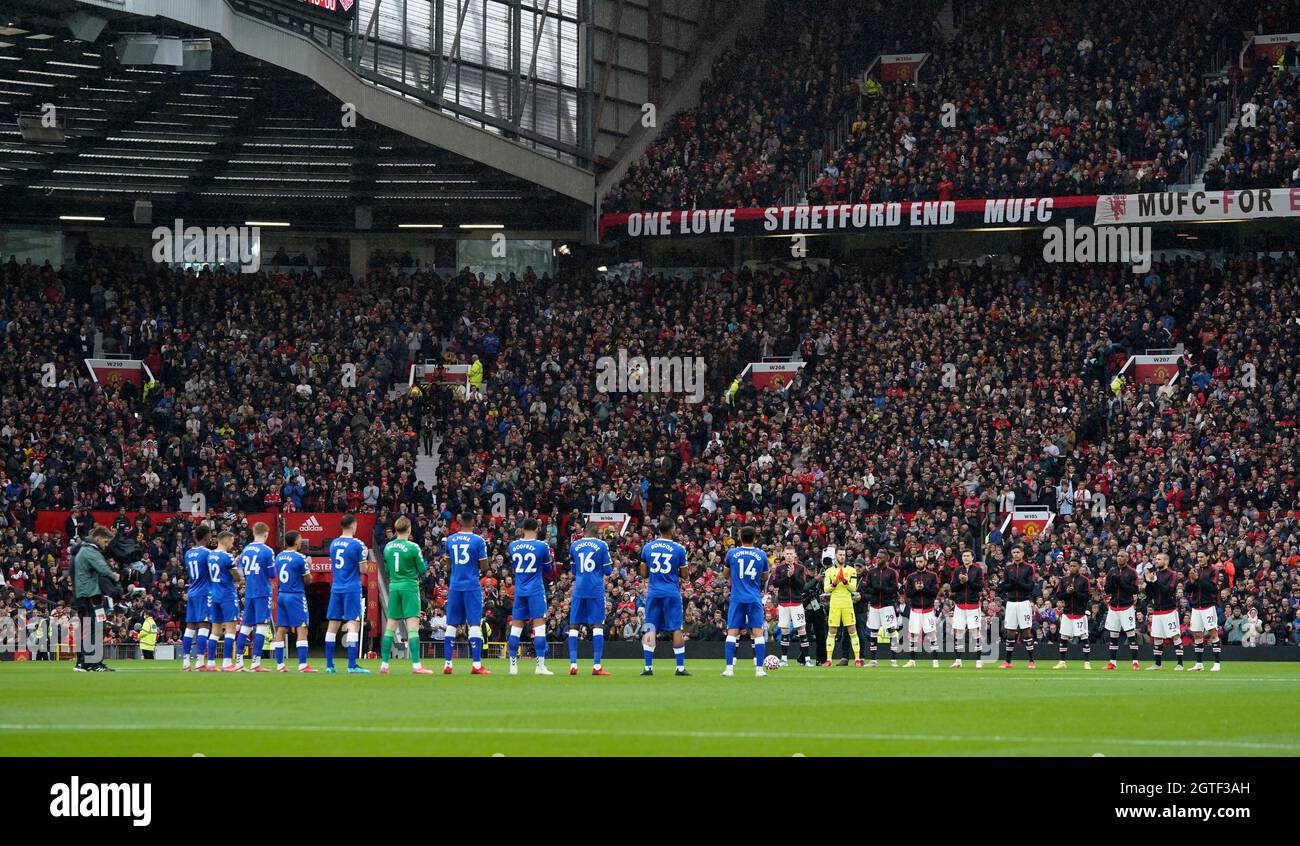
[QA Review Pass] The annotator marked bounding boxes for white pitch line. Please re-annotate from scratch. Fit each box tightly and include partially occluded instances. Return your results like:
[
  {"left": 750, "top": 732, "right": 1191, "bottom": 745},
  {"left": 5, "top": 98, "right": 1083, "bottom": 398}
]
[{"left": 0, "top": 723, "right": 1294, "bottom": 752}]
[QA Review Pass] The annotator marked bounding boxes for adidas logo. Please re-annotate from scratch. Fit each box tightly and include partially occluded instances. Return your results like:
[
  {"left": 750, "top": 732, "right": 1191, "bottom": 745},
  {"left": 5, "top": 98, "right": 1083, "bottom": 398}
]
[{"left": 298, "top": 515, "right": 323, "bottom": 533}]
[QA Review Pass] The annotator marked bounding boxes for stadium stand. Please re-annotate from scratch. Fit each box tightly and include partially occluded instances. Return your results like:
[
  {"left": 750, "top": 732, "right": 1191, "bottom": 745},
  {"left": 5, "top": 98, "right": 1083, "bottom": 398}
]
[
  {"left": 3, "top": 247, "right": 1298, "bottom": 651},
  {"left": 603, "top": 0, "right": 942, "bottom": 212},
  {"left": 604, "top": 0, "right": 1300, "bottom": 210}
]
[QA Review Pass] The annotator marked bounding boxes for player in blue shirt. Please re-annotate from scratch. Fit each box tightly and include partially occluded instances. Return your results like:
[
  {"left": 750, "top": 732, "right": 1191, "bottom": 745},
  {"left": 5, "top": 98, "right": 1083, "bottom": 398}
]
[
  {"left": 639, "top": 518, "right": 693, "bottom": 676},
  {"left": 567, "top": 525, "right": 613, "bottom": 675},
  {"left": 206, "top": 530, "right": 243, "bottom": 672},
  {"left": 507, "top": 517, "right": 555, "bottom": 675},
  {"left": 271, "top": 531, "right": 316, "bottom": 673},
  {"left": 181, "top": 523, "right": 213, "bottom": 672},
  {"left": 325, "top": 514, "right": 372, "bottom": 673},
  {"left": 234, "top": 521, "right": 276, "bottom": 672},
  {"left": 443, "top": 511, "right": 491, "bottom": 674},
  {"left": 722, "top": 525, "right": 771, "bottom": 677}
]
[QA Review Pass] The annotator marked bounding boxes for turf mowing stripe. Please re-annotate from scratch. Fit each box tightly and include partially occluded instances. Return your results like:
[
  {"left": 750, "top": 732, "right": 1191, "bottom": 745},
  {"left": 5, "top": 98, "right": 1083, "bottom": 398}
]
[{"left": 0, "top": 722, "right": 1294, "bottom": 752}]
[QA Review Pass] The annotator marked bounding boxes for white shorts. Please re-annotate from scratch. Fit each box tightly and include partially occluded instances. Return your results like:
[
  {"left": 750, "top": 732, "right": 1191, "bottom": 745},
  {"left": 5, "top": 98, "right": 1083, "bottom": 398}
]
[
  {"left": 1190, "top": 607, "right": 1218, "bottom": 635},
  {"left": 1150, "top": 610, "right": 1180, "bottom": 640},
  {"left": 1104, "top": 606, "right": 1136, "bottom": 634},
  {"left": 1004, "top": 600, "right": 1034, "bottom": 631},
  {"left": 777, "top": 603, "right": 807, "bottom": 630},
  {"left": 867, "top": 605, "right": 898, "bottom": 631},
  {"left": 908, "top": 609, "right": 937, "bottom": 636},
  {"left": 1060, "top": 613, "right": 1088, "bottom": 639},
  {"left": 952, "top": 606, "right": 981, "bottom": 631}
]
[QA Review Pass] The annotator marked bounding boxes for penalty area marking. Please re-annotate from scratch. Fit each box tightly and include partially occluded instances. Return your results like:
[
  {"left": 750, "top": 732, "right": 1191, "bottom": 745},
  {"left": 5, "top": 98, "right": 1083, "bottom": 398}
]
[{"left": 0, "top": 723, "right": 1293, "bottom": 753}]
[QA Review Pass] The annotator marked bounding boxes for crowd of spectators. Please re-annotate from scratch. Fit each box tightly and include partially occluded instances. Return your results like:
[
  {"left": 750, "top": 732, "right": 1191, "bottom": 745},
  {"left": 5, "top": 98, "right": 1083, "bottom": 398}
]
[
  {"left": 1202, "top": 60, "right": 1300, "bottom": 192},
  {"left": 604, "top": 0, "right": 939, "bottom": 213},
  {"left": 2, "top": 244, "right": 1299, "bottom": 652},
  {"left": 412, "top": 252, "right": 1300, "bottom": 648},
  {"left": 607, "top": 0, "right": 1300, "bottom": 213}
]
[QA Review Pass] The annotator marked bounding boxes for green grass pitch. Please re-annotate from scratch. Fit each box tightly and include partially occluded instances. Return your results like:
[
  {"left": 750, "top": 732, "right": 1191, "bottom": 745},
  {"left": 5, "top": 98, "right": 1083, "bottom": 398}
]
[{"left": 2, "top": 659, "right": 1298, "bottom": 756}]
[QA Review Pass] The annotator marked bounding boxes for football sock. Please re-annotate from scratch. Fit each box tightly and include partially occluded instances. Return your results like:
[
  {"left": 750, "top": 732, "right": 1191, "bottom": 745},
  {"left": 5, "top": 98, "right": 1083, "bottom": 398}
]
[
  {"left": 324, "top": 631, "right": 337, "bottom": 667},
  {"left": 825, "top": 633, "right": 835, "bottom": 660},
  {"left": 1108, "top": 633, "right": 1119, "bottom": 662},
  {"left": 206, "top": 631, "right": 218, "bottom": 663},
  {"left": 222, "top": 634, "right": 235, "bottom": 666},
  {"left": 592, "top": 628, "right": 605, "bottom": 668},
  {"left": 725, "top": 635, "right": 737, "bottom": 667},
  {"left": 273, "top": 641, "right": 285, "bottom": 667},
  {"left": 673, "top": 645, "right": 685, "bottom": 669},
  {"left": 532, "top": 624, "right": 548, "bottom": 662},
  {"left": 567, "top": 628, "right": 579, "bottom": 665},
  {"left": 381, "top": 632, "right": 394, "bottom": 662},
  {"left": 1174, "top": 645, "right": 1184, "bottom": 666},
  {"left": 469, "top": 627, "right": 483, "bottom": 667},
  {"left": 1194, "top": 643, "right": 1204, "bottom": 664},
  {"left": 1153, "top": 644, "right": 1163, "bottom": 666},
  {"left": 345, "top": 632, "right": 359, "bottom": 668},
  {"left": 868, "top": 631, "right": 878, "bottom": 657},
  {"left": 643, "top": 647, "right": 654, "bottom": 670},
  {"left": 1212, "top": 643, "right": 1221, "bottom": 664},
  {"left": 297, "top": 639, "right": 309, "bottom": 666},
  {"left": 235, "top": 626, "right": 249, "bottom": 661},
  {"left": 508, "top": 625, "right": 523, "bottom": 660},
  {"left": 252, "top": 626, "right": 266, "bottom": 662},
  {"left": 408, "top": 633, "right": 421, "bottom": 666},
  {"left": 754, "top": 636, "right": 766, "bottom": 667},
  {"left": 848, "top": 631, "right": 860, "bottom": 660},
  {"left": 182, "top": 628, "right": 195, "bottom": 661}
]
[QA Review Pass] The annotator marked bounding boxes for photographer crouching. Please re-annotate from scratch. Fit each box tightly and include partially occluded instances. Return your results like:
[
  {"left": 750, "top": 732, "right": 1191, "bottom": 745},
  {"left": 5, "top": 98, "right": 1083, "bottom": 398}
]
[{"left": 73, "top": 526, "right": 120, "bottom": 672}]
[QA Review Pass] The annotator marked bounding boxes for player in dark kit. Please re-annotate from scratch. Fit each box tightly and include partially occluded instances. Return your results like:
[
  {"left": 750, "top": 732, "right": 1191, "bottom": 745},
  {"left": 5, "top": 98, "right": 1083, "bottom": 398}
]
[
  {"left": 862, "top": 554, "right": 901, "bottom": 667},
  {"left": 1144, "top": 552, "right": 1182, "bottom": 670},
  {"left": 1186, "top": 553, "right": 1226, "bottom": 672},
  {"left": 999, "top": 546, "right": 1038, "bottom": 669},
  {"left": 1052, "top": 558, "right": 1093, "bottom": 669},
  {"left": 903, "top": 554, "right": 940, "bottom": 668},
  {"left": 771, "top": 546, "right": 812, "bottom": 667},
  {"left": 948, "top": 550, "right": 984, "bottom": 668},
  {"left": 1102, "top": 550, "right": 1141, "bottom": 670}
]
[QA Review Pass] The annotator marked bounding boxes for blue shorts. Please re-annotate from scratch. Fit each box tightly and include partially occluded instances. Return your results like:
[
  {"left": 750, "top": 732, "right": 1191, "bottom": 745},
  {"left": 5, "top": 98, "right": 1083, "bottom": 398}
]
[
  {"left": 209, "top": 593, "right": 240, "bottom": 624},
  {"left": 185, "top": 592, "right": 210, "bottom": 625},
  {"left": 276, "top": 593, "right": 309, "bottom": 629},
  {"left": 242, "top": 596, "right": 272, "bottom": 626},
  {"left": 326, "top": 589, "right": 362, "bottom": 622},
  {"left": 727, "top": 600, "right": 764, "bottom": 630},
  {"left": 511, "top": 593, "right": 547, "bottom": 621},
  {"left": 445, "top": 588, "right": 483, "bottom": 627},
  {"left": 569, "top": 597, "right": 606, "bottom": 627},
  {"left": 644, "top": 594, "right": 683, "bottom": 633}
]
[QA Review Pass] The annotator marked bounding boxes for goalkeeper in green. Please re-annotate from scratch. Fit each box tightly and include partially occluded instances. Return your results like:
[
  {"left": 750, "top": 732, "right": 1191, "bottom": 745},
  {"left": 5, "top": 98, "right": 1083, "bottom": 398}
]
[{"left": 380, "top": 516, "right": 433, "bottom": 675}]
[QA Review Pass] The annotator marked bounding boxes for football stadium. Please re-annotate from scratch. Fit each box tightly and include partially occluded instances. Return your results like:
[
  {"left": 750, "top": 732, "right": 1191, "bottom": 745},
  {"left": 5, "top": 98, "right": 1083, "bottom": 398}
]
[{"left": 1, "top": 0, "right": 1299, "bottom": 783}]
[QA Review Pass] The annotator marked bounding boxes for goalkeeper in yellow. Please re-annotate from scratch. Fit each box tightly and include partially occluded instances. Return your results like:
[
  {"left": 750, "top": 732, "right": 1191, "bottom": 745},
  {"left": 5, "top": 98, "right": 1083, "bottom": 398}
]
[
  {"left": 821, "top": 547, "right": 862, "bottom": 666},
  {"left": 380, "top": 516, "right": 434, "bottom": 675}
]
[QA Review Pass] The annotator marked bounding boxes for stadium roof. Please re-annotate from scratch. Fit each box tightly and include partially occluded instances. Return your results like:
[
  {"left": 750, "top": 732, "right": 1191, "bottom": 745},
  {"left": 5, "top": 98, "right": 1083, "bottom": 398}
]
[{"left": 0, "top": 0, "right": 589, "bottom": 231}]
